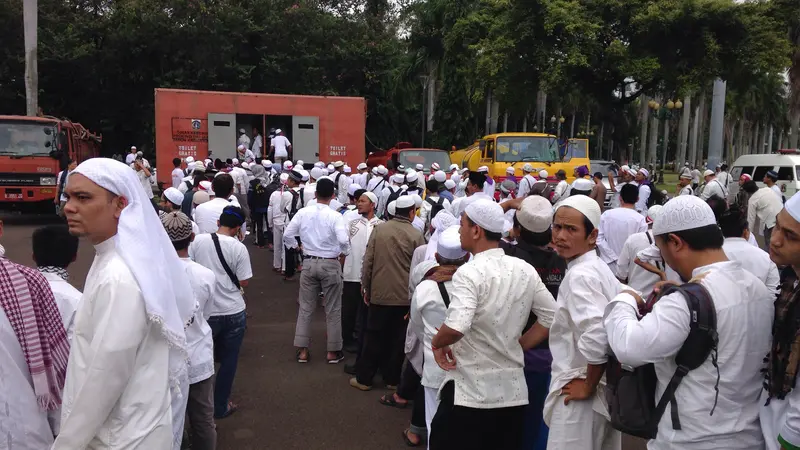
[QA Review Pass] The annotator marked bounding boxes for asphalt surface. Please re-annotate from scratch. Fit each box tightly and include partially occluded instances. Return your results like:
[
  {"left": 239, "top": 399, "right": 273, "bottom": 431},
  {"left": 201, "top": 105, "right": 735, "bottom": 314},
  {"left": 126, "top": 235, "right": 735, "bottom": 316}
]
[{"left": 1, "top": 215, "right": 646, "bottom": 450}]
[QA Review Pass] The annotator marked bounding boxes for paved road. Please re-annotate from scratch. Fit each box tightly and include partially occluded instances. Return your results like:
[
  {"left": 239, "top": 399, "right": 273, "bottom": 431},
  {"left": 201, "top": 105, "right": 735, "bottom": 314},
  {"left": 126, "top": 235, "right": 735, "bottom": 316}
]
[{"left": 2, "top": 216, "right": 646, "bottom": 450}]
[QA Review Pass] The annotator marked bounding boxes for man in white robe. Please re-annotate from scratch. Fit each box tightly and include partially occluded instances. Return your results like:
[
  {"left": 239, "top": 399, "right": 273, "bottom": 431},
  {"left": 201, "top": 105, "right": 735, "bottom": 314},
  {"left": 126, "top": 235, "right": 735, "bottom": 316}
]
[
  {"left": 605, "top": 195, "right": 772, "bottom": 449},
  {"left": 546, "top": 195, "right": 622, "bottom": 450},
  {"left": 53, "top": 158, "right": 196, "bottom": 450},
  {"left": 761, "top": 194, "right": 800, "bottom": 450}
]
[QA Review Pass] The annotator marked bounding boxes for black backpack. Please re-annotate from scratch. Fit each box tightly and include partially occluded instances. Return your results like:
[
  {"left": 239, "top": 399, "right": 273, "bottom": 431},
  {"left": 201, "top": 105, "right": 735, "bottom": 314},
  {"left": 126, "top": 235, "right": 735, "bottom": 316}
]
[
  {"left": 385, "top": 186, "right": 405, "bottom": 216},
  {"left": 287, "top": 189, "right": 305, "bottom": 220},
  {"left": 605, "top": 282, "right": 719, "bottom": 440},
  {"left": 426, "top": 196, "right": 446, "bottom": 222},
  {"left": 645, "top": 183, "right": 665, "bottom": 208}
]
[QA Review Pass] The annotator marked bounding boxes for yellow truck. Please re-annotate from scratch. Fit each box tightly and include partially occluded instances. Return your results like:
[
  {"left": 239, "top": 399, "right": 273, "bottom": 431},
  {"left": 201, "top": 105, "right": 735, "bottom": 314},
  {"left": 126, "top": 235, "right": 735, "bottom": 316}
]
[{"left": 450, "top": 133, "right": 590, "bottom": 184}]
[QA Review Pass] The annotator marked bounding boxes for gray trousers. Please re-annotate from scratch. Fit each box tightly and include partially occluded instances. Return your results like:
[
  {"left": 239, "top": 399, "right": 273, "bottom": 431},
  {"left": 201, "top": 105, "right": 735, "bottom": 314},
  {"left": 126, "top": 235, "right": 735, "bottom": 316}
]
[
  {"left": 187, "top": 376, "right": 217, "bottom": 450},
  {"left": 294, "top": 258, "right": 343, "bottom": 351}
]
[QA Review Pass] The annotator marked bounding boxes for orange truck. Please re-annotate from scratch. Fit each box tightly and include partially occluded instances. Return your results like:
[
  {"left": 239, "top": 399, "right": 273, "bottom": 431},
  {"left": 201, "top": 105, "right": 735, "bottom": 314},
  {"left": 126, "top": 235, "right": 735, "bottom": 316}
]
[
  {"left": 0, "top": 115, "right": 101, "bottom": 209},
  {"left": 365, "top": 142, "right": 451, "bottom": 176},
  {"left": 155, "top": 88, "right": 367, "bottom": 185}
]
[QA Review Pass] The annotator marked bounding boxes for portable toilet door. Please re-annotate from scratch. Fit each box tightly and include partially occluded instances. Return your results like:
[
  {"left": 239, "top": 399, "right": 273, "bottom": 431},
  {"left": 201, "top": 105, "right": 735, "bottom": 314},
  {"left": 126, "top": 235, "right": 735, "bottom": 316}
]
[
  {"left": 292, "top": 116, "right": 320, "bottom": 163},
  {"left": 207, "top": 113, "right": 237, "bottom": 160}
]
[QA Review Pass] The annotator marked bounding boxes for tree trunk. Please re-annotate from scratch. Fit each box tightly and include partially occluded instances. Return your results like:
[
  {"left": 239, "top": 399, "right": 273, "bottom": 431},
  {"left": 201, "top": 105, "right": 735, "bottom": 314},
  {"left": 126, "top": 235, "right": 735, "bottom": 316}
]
[
  {"left": 677, "top": 95, "right": 691, "bottom": 168},
  {"left": 639, "top": 96, "right": 649, "bottom": 164},
  {"left": 689, "top": 103, "right": 700, "bottom": 167},
  {"left": 768, "top": 125, "right": 774, "bottom": 154},
  {"left": 485, "top": 88, "right": 492, "bottom": 135},
  {"left": 697, "top": 92, "right": 708, "bottom": 165},
  {"left": 735, "top": 116, "right": 745, "bottom": 161},
  {"left": 570, "top": 112, "right": 576, "bottom": 138},
  {"left": 503, "top": 110, "right": 508, "bottom": 133},
  {"left": 598, "top": 122, "right": 605, "bottom": 160},
  {"left": 778, "top": 130, "right": 784, "bottom": 151},
  {"left": 522, "top": 108, "right": 529, "bottom": 132},
  {"left": 23, "top": 0, "right": 38, "bottom": 116},
  {"left": 648, "top": 105, "right": 659, "bottom": 166},
  {"left": 754, "top": 122, "right": 762, "bottom": 154},
  {"left": 662, "top": 118, "right": 670, "bottom": 170},
  {"left": 790, "top": 112, "right": 800, "bottom": 149}
]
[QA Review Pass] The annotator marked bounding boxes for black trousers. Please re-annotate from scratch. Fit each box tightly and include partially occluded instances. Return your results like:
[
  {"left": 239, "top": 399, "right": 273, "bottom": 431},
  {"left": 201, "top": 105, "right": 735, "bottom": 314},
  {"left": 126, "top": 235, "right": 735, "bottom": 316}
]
[
  {"left": 429, "top": 381, "right": 525, "bottom": 450},
  {"left": 356, "top": 305, "right": 407, "bottom": 387},
  {"left": 342, "top": 282, "right": 361, "bottom": 347},
  {"left": 252, "top": 211, "right": 266, "bottom": 246}
]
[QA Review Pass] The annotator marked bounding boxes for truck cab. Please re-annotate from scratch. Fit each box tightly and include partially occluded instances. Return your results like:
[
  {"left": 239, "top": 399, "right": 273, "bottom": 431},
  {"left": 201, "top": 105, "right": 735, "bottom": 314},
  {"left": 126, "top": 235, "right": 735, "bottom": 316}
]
[{"left": 366, "top": 142, "right": 451, "bottom": 176}]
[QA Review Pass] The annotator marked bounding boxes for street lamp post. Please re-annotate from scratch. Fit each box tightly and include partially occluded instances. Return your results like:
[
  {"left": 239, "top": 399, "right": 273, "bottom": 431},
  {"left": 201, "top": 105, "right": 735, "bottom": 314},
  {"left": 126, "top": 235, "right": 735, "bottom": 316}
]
[{"left": 649, "top": 98, "right": 683, "bottom": 176}]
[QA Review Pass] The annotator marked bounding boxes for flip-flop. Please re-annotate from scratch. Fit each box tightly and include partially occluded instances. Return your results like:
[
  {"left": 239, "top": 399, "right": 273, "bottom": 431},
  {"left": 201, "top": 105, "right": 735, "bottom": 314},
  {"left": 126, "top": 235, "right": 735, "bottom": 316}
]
[
  {"left": 214, "top": 401, "right": 239, "bottom": 420},
  {"left": 296, "top": 348, "right": 309, "bottom": 363},
  {"left": 379, "top": 393, "right": 409, "bottom": 409},
  {"left": 402, "top": 429, "right": 422, "bottom": 447}
]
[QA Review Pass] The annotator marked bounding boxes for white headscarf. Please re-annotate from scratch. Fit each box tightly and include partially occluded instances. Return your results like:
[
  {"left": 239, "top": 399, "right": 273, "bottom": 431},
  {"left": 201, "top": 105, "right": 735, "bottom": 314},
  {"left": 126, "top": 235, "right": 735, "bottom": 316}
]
[
  {"left": 73, "top": 158, "right": 195, "bottom": 395},
  {"left": 425, "top": 210, "right": 459, "bottom": 261}
]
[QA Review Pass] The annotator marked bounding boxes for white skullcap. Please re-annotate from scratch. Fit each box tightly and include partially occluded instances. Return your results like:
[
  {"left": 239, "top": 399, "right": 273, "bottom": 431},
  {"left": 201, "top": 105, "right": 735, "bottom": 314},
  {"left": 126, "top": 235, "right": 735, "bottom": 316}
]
[
  {"left": 620, "top": 164, "right": 630, "bottom": 171},
  {"left": 517, "top": 195, "right": 553, "bottom": 233},
  {"left": 703, "top": 169, "right": 715, "bottom": 177},
  {"left": 204, "top": 159, "right": 212, "bottom": 164},
  {"left": 279, "top": 173, "right": 289, "bottom": 184},
  {"left": 371, "top": 167, "right": 379, "bottom": 175},
  {"left": 646, "top": 204, "right": 663, "bottom": 224},
  {"left": 297, "top": 160, "right": 304, "bottom": 166},
  {"left": 415, "top": 163, "right": 424, "bottom": 171},
  {"left": 449, "top": 164, "right": 459, "bottom": 172},
  {"left": 263, "top": 160, "right": 273, "bottom": 168},
  {"left": 406, "top": 170, "right": 419, "bottom": 182},
  {"left": 434, "top": 170, "right": 447, "bottom": 183},
  {"left": 198, "top": 180, "right": 212, "bottom": 192},
  {"left": 163, "top": 187, "right": 184, "bottom": 205},
  {"left": 136, "top": 151, "right": 143, "bottom": 156},
  {"left": 347, "top": 183, "right": 361, "bottom": 196},
  {"left": 786, "top": 192, "right": 800, "bottom": 224},
  {"left": 396, "top": 195, "right": 415, "bottom": 209},
  {"left": 572, "top": 178, "right": 594, "bottom": 192},
  {"left": 387, "top": 201, "right": 397, "bottom": 216},
  {"left": 327, "top": 164, "right": 335, "bottom": 173},
  {"left": 638, "top": 168, "right": 649, "bottom": 178},
  {"left": 194, "top": 161, "right": 206, "bottom": 171},
  {"left": 465, "top": 199, "right": 506, "bottom": 233},
  {"left": 362, "top": 191, "right": 378, "bottom": 204},
  {"left": 275, "top": 128, "right": 282, "bottom": 134},
  {"left": 310, "top": 167, "right": 326, "bottom": 180},
  {"left": 506, "top": 166, "right": 515, "bottom": 174},
  {"left": 185, "top": 156, "right": 194, "bottom": 164},
  {"left": 652, "top": 195, "right": 717, "bottom": 236},
  {"left": 539, "top": 170, "right": 548, "bottom": 179},
  {"left": 193, "top": 190, "right": 210, "bottom": 205},
  {"left": 131, "top": 145, "right": 137, "bottom": 150},
  {"left": 679, "top": 172, "right": 692, "bottom": 179},
  {"left": 232, "top": 158, "right": 239, "bottom": 164},
  {"left": 398, "top": 165, "right": 406, "bottom": 171},
  {"left": 237, "top": 145, "right": 245, "bottom": 151},
  {"left": 344, "top": 165, "right": 352, "bottom": 173},
  {"left": 333, "top": 161, "right": 344, "bottom": 168},
  {"left": 242, "top": 162, "right": 250, "bottom": 169},
  {"left": 357, "top": 162, "right": 368, "bottom": 170},
  {"left": 283, "top": 160, "right": 293, "bottom": 170},
  {"left": 460, "top": 167, "right": 469, "bottom": 174},
  {"left": 299, "top": 169, "right": 310, "bottom": 182},
  {"left": 556, "top": 195, "right": 601, "bottom": 229},
  {"left": 411, "top": 193, "right": 423, "bottom": 208},
  {"left": 444, "top": 179, "right": 456, "bottom": 189},
  {"left": 431, "top": 162, "right": 441, "bottom": 170},
  {"left": 314, "top": 161, "right": 325, "bottom": 168},
  {"left": 626, "top": 168, "right": 637, "bottom": 177},
  {"left": 477, "top": 165, "right": 489, "bottom": 173},
  {"left": 391, "top": 174, "right": 404, "bottom": 184},
  {"left": 522, "top": 163, "right": 534, "bottom": 173},
  {"left": 437, "top": 226, "right": 467, "bottom": 260},
  {"left": 377, "top": 165, "right": 388, "bottom": 175}
]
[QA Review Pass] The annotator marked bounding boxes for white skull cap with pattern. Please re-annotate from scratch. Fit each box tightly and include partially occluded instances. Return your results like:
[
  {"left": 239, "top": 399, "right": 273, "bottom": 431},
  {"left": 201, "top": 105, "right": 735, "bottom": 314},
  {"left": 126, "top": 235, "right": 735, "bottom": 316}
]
[
  {"left": 449, "top": 164, "right": 459, "bottom": 172},
  {"left": 392, "top": 174, "right": 405, "bottom": 184},
  {"left": 506, "top": 166, "right": 515, "bottom": 174},
  {"left": 185, "top": 156, "right": 194, "bottom": 164},
  {"left": 646, "top": 204, "right": 663, "bottom": 224},
  {"left": 437, "top": 225, "right": 467, "bottom": 260},
  {"left": 465, "top": 199, "right": 506, "bottom": 233},
  {"left": 786, "top": 191, "right": 800, "bottom": 224},
  {"left": 477, "top": 165, "right": 489, "bottom": 173},
  {"left": 406, "top": 170, "right": 419, "bottom": 182},
  {"left": 572, "top": 178, "right": 594, "bottom": 192},
  {"left": 163, "top": 187, "right": 184, "bottom": 206},
  {"left": 556, "top": 195, "right": 601, "bottom": 228},
  {"left": 517, "top": 196, "right": 553, "bottom": 233},
  {"left": 652, "top": 195, "right": 717, "bottom": 236},
  {"left": 344, "top": 165, "right": 352, "bottom": 173},
  {"left": 283, "top": 160, "right": 293, "bottom": 170},
  {"left": 357, "top": 162, "right": 368, "bottom": 170},
  {"left": 395, "top": 195, "right": 415, "bottom": 209},
  {"left": 362, "top": 191, "right": 378, "bottom": 204},
  {"left": 411, "top": 193, "right": 423, "bottom": 208},
  {"left": 434, "top": 170, "right": 447, "bottom": 183},
  {"left": 333, "top": 161, "right": 344, "bottom": 168},
  {"left": 377, "top": 165, "right": 388, "bottom": 175}
]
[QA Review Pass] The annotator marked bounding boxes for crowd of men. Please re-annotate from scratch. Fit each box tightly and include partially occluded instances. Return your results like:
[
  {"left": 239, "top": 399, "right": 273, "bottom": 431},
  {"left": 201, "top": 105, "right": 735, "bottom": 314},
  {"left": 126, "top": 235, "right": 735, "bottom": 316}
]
[{"left": 5, "top": 147, "right": 800, "bottom": 450}]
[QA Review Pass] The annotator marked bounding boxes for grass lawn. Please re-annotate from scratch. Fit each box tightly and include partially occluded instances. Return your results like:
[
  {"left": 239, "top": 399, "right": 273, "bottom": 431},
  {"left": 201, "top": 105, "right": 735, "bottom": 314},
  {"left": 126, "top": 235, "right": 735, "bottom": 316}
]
[{"left": 656, "top": 172, "right": 680, "bottom": 194}]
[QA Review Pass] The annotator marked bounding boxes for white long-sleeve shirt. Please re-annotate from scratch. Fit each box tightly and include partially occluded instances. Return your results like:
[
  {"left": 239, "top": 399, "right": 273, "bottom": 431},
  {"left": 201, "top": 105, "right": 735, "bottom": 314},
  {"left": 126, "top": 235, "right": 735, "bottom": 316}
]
[
  {"left": 54, "top": 239, "right": 172, "bottom": 449},
  {"left": 420, "top": 194, "right": 451, "bottom": 229},
  {"left": 748, "top": 187, "right": 783, "bottom": 234},
  {"left": 267, "top": 189, "right": 291, "bottom": 228},
  {"left": 552, "top": 180, "right": 570, "bottom": 203},
  {"left": 40, "top": 271, "right": 82, "bottom": 343},
  {"left": 610, "top": 181, "right": 638, "bottom": 208},
  {"left": 517, "top": 174, "right": 537, "bottom": 197},
  {"left": 596, "top": 207, "right": 648, "bottom": 269},
  {"left": 442, "top": 248, "right": 557, "bottom": 409},
  {"left": 378, "top": 185, "right": 402, "bottom": 218},
  {"left": 410, "top": 278, "right": 451, "bottom": 389},
  {"left": 332, "top": 171, "right": 351, "bottom": 205},
  {"left": 722, "top": 237, "right": 780, "bottom": 295},
  {"left": 604, "top": 261, "right": 773, "bottom": 449},
  {"left": 700, "top": 178, "right": 727, "bottom": 201},
  {"left": 283, "top": 203, "right": 351, "bottom": 258},
  {"left": 545, "top": 250, "right": 622, "bottom": 425},
  {"left": 635, "top": 184, "right": 651, "bottom": 215},
  {"left": 343, "top": 216, "right": 382, "bottom": 282},
  {"left": 615, "top": 230, "right": 665, "bottom": 297}
]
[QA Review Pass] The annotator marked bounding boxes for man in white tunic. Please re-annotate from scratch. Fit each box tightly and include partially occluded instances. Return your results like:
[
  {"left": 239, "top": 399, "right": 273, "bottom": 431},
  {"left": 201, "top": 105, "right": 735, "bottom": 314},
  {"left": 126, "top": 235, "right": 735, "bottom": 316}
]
[
  {"left": 719, "top": 206, "right": 780, "bottom": 294},
  {"left": 760, "top": 194, "right": 800, "bottom": 450},
  {"left": 54, "top": 158, "right": 196, "bottom": 450},
  {"left": 429, "top": 200, "right": 557, "bottom": 450},
  {"left": 331, "top": 161, "right": 351, "bottom": 205},
  {"left": 746, "top": 181, "right": 783, "bottom": 250},
  {"left": 700, "top": 169, "right": 727, "bottom": 201},
  {"left": 546, "top": 195, "right": 622, "bottom": 450},
  {"left": 605, "top": 195, "right": 773, "bottom": 450},
  {"left": 596, "top": 184, "right": 648, "bottom": 273},
  {"left": 516, "top": 163, "right": 537, "bottom": 197}
]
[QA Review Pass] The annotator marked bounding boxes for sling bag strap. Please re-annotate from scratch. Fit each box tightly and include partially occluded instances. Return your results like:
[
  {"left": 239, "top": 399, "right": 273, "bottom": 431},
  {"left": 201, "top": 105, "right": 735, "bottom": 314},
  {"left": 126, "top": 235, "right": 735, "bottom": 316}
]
[
  {"left": 437, "top": 281, "right": 451, "bottom": 308},
  {"left": 211, "top": 233, "right": 241, "bottom": 291},
  {"left": 644, "top": 231, "right": 664, "bottom": 272},
  {"left": 57, "top": 170, "right": 68, "bottom": 200}
]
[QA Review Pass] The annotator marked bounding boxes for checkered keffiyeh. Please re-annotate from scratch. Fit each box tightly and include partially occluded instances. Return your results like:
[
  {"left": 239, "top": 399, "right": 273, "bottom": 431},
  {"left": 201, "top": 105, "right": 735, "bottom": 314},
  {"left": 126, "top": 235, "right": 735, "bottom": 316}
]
[{"left": 0, "top": 258, "right": 70, "bottom": 410}]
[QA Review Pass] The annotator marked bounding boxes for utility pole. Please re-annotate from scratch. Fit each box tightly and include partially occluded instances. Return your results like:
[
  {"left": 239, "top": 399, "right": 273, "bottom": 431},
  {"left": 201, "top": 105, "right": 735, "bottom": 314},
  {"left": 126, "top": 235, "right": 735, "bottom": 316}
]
[
  {"left": 23, "top": 0, "right": 38, "bottom": 116},
  {"left": 707, "top": 79, "right": 726, "bottom": 169}
]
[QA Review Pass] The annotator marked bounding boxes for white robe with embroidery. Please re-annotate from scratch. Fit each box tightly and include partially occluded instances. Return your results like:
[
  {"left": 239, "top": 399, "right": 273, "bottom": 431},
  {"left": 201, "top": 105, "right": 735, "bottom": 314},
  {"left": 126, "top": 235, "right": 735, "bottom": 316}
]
[{"left": 53, "top": 239, "right": 173, "bottom": 449}]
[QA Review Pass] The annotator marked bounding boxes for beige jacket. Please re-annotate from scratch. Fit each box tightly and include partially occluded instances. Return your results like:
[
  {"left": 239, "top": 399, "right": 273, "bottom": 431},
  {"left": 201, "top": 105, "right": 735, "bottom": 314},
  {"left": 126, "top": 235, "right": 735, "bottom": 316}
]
[{"left": 361, "top": 216, "right": 426, "bottom": 306}]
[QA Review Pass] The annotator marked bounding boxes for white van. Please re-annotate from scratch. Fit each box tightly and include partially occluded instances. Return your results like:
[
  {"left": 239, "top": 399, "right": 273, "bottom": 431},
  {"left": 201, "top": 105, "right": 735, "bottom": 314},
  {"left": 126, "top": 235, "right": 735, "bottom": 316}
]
[{"left": 729, "top": 151, "right": 800, "bottom": 202}]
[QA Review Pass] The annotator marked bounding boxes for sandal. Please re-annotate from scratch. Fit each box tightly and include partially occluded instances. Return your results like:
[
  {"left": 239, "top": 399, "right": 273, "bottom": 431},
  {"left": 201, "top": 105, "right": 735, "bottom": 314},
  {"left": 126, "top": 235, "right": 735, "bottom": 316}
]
[
  {"left": 402, "top": 428, "right": 422, "bottom": 447},
  {"left": 379, "top": 393, "right": 408, "bottom": 409},
  {"left": 214, "top": 401, "right": 239, "bottom": 419},
  {"left": 296, "top": 348, "right": 309, "bottom": 363}
]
